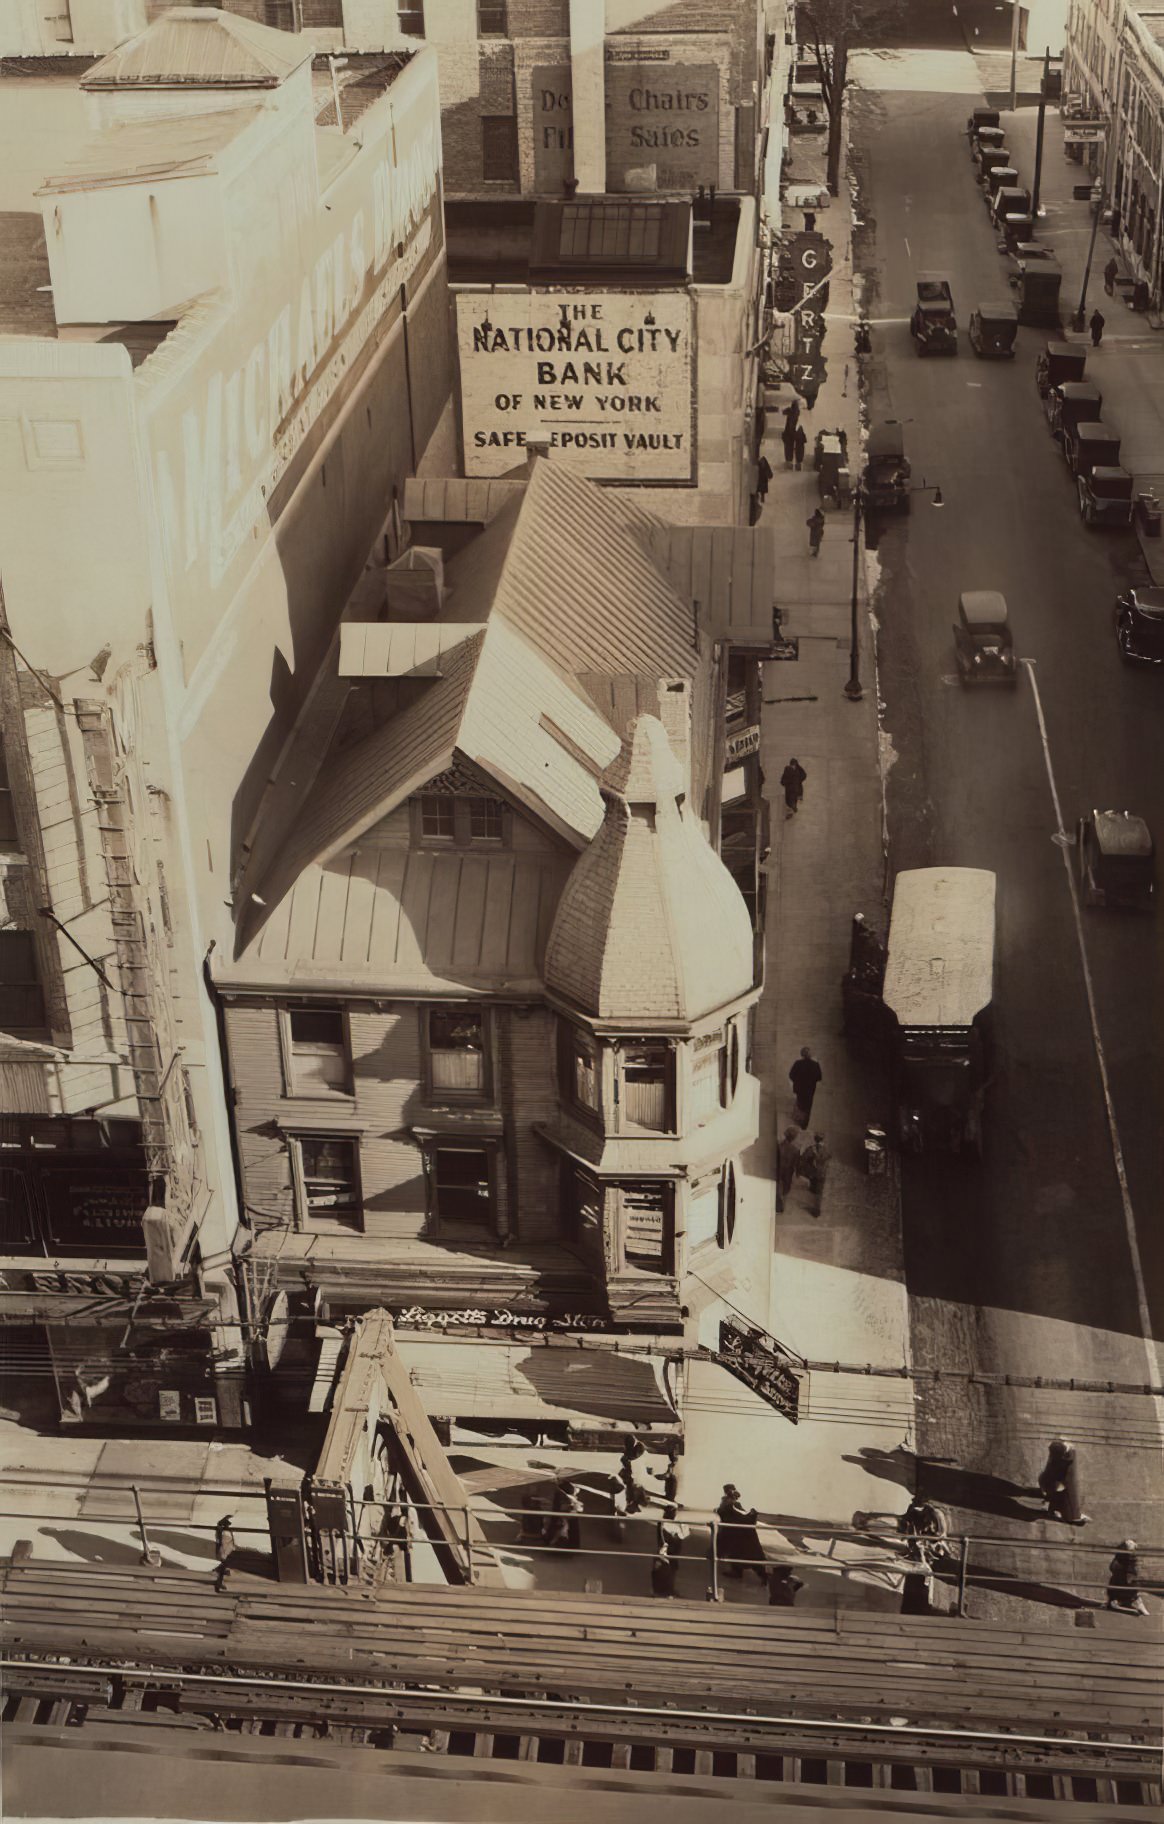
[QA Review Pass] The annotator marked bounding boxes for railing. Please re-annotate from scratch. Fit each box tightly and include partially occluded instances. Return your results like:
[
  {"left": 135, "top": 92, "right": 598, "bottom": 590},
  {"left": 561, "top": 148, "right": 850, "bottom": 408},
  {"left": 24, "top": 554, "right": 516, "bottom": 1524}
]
[{"left": 3, "top": 1477, "right": 1159, "bottom": 1616}]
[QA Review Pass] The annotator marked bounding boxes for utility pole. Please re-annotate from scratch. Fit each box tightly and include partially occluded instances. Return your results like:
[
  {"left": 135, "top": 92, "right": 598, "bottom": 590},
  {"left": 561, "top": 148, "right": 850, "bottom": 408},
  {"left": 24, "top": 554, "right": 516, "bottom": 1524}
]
[
  {"left": 1031, "top": 46, "right": 1050, "bottom": 218},
  {"left": 1009, "top": 0, "right": 1021, "bottom": 114}
]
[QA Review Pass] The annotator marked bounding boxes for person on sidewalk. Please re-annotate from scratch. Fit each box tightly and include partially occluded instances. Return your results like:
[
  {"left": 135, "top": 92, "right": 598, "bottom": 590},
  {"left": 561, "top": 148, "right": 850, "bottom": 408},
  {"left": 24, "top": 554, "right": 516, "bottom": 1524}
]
[
  {"left": 619, "top": 1437, "right": 647, "bottom": 1513},
  {"left": 797, "top": 1133, "right": 830, "bottom": 1216},
  {"left": 789, "top": 1045, "right": 822, "bottom": 1124},
  {"left": 1036, "top": 1438, "right": 1091, "bottom": 1526},
  {"left": 1104, "top": 256, "right": 1118, "bottom": 296},
  {"left": 1089, "top": 308, "right": 1105, "bottom": 348},
  {"left": 657, "top": 1504, "right": 689, "bottom": 1560},
  {"left": 649, "top": 1442, "right": 680, "bottom": 1506},
  {"left": 776, "top": 1126, "right": 802, "bottom": 1209},
  {"left": 801, "top": 375, "right": 820, "bottom": 411},
  {"left": 807, "top": 507, "right": 826, "bottom": 557},
  {"left": 793, "top": 423, "right": 807, "bottom": 470},
  {"left": 782, "top": 419, "right": 797, "bottom": 466},
  {"left": 783, "top": 397, "right": 800, "bottom": 437},
  {"left": 214, "top": 1512, "right": 236, "bottom": 1590},
  {"left": 1106, "top": 1540, "right": 1150, "bottom": 1615},
  {"left": 758, "top": 452, "right": 775, "bottom": 499},
  {"left": 780, "top": 756, "right": 807, "bottom": 815},
  {"left": 543, "top": 1479, "right": 583, "bottom": 1551},
  {"left": 767, "top": 1565, "right": 805, "bottom": 1607},
  {"left": 715, "top": 1485, "right": 768, "bottom": 1583}
]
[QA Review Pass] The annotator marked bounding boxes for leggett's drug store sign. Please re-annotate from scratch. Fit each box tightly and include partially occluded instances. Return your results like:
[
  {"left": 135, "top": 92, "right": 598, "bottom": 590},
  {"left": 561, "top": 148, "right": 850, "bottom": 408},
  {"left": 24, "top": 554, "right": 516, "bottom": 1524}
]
[{"left": 457, "top": 291, "right": 695, "bottom": 484}]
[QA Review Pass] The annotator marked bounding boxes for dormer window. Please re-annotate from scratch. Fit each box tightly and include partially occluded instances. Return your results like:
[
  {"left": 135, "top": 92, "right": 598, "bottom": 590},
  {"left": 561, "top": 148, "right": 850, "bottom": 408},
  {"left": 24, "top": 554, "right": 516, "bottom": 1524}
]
[
  {"left": 414, "top": 794, "right": 509, "bottom": 848},
  {"left": 618, "top": 1040, "right": 674, "bottom": 1133}
]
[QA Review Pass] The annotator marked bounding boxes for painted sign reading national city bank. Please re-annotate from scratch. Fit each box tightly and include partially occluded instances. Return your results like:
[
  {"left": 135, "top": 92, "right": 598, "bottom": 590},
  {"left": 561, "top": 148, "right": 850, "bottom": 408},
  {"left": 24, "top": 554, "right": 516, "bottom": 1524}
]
[{"left": 457, "top": 291, "right": 695, "bottom": 484}]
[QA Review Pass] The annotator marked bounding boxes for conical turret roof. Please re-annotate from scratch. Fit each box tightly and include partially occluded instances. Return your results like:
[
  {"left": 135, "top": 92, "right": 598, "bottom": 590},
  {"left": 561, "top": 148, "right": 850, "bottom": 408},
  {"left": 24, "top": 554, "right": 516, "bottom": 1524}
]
[{"left": 544, "top": 716, "right": 754, "bottom": 1022}]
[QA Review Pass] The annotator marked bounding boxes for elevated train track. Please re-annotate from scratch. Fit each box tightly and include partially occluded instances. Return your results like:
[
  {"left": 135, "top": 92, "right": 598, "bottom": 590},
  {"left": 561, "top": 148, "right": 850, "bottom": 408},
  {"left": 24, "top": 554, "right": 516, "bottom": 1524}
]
[{"left": 2, "top": 1555, "right": 1161, "bottom": 1813}]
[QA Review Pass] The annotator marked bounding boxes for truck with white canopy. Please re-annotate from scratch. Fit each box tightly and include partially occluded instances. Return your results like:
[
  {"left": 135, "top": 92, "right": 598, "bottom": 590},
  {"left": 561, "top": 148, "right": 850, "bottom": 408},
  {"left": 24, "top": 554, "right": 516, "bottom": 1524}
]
[{"left": 882, "top": 868, "right": 997, "bottom": 1155}]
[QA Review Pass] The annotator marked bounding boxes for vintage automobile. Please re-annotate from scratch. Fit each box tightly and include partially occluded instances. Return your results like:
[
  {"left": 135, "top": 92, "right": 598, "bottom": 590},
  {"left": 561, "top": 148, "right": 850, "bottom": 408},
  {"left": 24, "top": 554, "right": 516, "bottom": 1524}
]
[
  {"left": 973, "top": 124, "right": 1006, "bottom": 161},
  {"left": 968, "top": 301, "right": 1018, "bottom": 357},
  {"left": 1078, "top": 466, "right": 1134, "bottom": 527},
  {"left": 1076, "top": 810, "right": 1155, "bottom": 911},
  {"left": 983, "top": 162, "right": 1019, "bottom": 201},
  {"left": 1015, "top": 260, "right": 1061, "bottom": 325},
  {"left": 1001, "top": 213, "right": 1037, "bottom": 257},
  {"left": 910, "top": 277, "right": 957, "bottom": 354},
  {"left": 966, "top": 106, "right": 1001, "bottom": 140},
  {"left": 990, "top": 185, "right": 1032, "bottom": 230},
  {"left": 1116, "top": 584, "right": 1164, "bottom": 664},
  {"left": 863, "top": 420, "right": 911, "bottom": 511},
  {"left": 1036, "top": 339, "right": 1087, "bottom": 397},
  {"left": 1046, "top": 379, "right": 1103, "bottom": 441},
  {"left": 814, "top": 428, "right": 851, "bottom": 504},
  {"left": 952, "top": 591, "right": 1017, "bottom": 685},
  {"left": 882, "top": 868, "right": 997, "bottom": 1155},
  {"left": 1065, "top": 420, "right": 1121, "bottom": 478},
  {"left": 1006, "top": 242, "right": 1056, "bottom": 284}
]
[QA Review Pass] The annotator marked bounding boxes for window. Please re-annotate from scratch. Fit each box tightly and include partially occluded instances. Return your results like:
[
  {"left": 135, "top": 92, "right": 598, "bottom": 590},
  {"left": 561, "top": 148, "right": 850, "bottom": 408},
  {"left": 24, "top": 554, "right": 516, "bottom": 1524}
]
[
  {"left": 691, "top": 1030, "right": 728, "bottom": 1123},
  {"left": 429, "top": 1143, "right": 493, "bottom": 1226},
  {"left": 397, "top": 1, "right": 424, "bottom": 33},
  {"left": 478, "top": 0, "right": 507, "bottom": 32},
  {"left": 482, "top": 115, "right": 519, "bottom": 184},
  {"left": 568, "top": 1166, "right": 604, "bottom": 1264},
  {"left": 285, "top": 1006, "right": 351, "bottom": 1095},
  {"left": 560, "top": 1024, "right": 600, "bottom": 1118},
  {"left": 427, "top": 1007, "right": 488, "bottom": 1098},
  {"left": 414, "top": 794, "right": 509, "bottom": 848},
  {"left": 296, "top": 1136, "right": 361, "bottom": 1228},
  {"left": 618, "top": 1041, "right": 673, "bottom": 1133},
  {"left": 420, "top": 796, "right": 455, "bottom": 842},
  {"left": 0, "top": 931, "right": 46, "bottom": 1033},
  {"left": 616, "top": 1182, "right": 674, "bottom": 1275},
  {"left": 0, "top": 737, "right": 18, "bottom": 848}
]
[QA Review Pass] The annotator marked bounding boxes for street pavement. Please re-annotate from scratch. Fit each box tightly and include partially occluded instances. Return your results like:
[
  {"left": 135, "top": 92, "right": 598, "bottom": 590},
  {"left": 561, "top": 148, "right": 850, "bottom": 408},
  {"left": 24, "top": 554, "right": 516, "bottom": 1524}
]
[{"left": 849, "top": 49, "right": 1164, "bottom": 1624}]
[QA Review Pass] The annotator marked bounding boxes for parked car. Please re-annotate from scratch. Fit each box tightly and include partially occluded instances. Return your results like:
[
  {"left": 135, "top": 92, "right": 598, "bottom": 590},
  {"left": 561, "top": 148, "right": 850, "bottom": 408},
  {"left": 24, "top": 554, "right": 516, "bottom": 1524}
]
[
  {"left": 1036, "top": 340, "right": 1087, "bottom": 397},
  {"left": 1076, "top": 809, "right": 1155, "bottom": 911},
  {"left": 863, "top": 420, "right": 911, "bottom": 511},
  {"left": 952, "top": 592, "right": 1017, "bottom": 686},
  {"left": 1046, "top": 379, "right": 1103, "bottom": 442},
  {"left": 966, "top": 106, "right": 1001, "bottom": 140},
  {"left": 1078, "top": 467, "right": 1134, "bottom": 527},
  {"left": 1116, "top": 585, "right": 1164, "bottom": 664},
  {"left": 1066, "top": 421, "right": 1121, "bottom": 478},
  {"left": 990, "top": 185, "right": 1032, "bottom": 230},
  {"left": 1015, "top": 260, "right": 1061, "bottom": 325}
]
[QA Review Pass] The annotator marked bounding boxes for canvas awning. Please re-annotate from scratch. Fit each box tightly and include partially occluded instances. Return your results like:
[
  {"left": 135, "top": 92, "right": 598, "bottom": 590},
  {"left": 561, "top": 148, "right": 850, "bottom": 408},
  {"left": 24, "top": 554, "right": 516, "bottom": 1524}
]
[{"left": 396, "top": 1336, "right": 680, "bottom": 1427}]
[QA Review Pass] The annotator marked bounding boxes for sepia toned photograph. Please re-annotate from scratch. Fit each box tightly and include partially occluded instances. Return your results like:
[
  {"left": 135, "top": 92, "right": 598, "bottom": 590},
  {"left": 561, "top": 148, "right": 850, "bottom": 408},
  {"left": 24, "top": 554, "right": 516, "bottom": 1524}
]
[{"left": 0, "top": 0, "right": 1160, "bottom": 1820}]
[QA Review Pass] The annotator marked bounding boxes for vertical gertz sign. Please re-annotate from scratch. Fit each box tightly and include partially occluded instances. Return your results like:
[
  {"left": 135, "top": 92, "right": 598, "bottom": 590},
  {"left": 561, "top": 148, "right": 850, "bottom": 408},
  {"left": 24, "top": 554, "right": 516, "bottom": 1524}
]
[{"left": 457, "top": 291, "right": 695, "bottom": 484}]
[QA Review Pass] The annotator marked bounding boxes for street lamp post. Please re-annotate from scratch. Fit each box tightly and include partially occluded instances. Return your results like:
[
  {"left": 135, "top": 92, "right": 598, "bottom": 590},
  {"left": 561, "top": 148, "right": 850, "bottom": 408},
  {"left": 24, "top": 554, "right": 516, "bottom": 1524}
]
[{"left": 1072, "top": 193, "right": 1104, "bottom": 331}]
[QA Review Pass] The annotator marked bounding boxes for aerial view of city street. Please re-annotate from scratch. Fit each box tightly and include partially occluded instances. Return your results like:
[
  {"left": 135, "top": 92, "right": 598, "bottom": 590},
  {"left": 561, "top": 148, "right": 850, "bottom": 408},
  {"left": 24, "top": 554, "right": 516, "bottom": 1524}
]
[{"left": 0, "top": 0, "right": 1161, "bottom": 1817}]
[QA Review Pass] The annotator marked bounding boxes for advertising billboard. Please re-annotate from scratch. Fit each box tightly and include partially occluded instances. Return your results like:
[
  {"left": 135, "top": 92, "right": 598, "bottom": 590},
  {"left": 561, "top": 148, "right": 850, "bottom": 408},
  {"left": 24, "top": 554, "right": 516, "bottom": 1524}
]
[
  {"left": 457, "top": 289, "right": 695, "bottom": 484},
  {"left": 605, "top": 55, "right": 720, "bottom": 193}
]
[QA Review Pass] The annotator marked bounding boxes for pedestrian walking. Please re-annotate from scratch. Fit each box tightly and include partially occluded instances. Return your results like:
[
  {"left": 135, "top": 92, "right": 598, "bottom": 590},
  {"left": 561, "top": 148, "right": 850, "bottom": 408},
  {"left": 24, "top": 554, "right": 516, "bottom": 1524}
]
[
  {"left": 782, "top": 420, "right": 797, "bottom": 466},
  {"left": 783, "top": 397, "right": 800, "bottom": 435},
  {"left": 214, "top": 1512, "right": 236, "bottom": 1590},
  {"left": 789, "top": 1045, "right": 822, "bottom": 1124},
  {"left": 758, "top": 452, "right": 775, "bottom": 499},
  {"left": 807, "top": 507, "right": 825, "bottom": 556},
  {"left": 767, "top": 1565, "right": 805, "bottom": 1607},
  {"left": 780, "top": 757, "right": 807, "bottom": 815},
  {"left": 801, "top": 374, "right": 820, "bottom": 411},
  {"left": 776, "top": 1126, "right": 802, "bottom": 1207},
  {"left": 650, "top": 1552, "right": 678, "bottom": 1598},
  {"left": 1089, "top": 308, "right": 1105, "bottom": 347},
  {"left": 1106, "top": 1540, "right": 1149, "bottom": 1615},
  {"left": 619, "top": 1437, "right": 647, "bottom": 1514},
  {"left": 797, "top": 1133, "right": 830, "bottom": 1215},
  {"left": 649, "top": 1442, "right": 680, "bottom": 1506},
  {"left": 793, "top": 423, "right": 807, "bottom": 469},
  {"left": 1103, "top": 256, "right": 1118, "bottom": 296},
  {"left": 715, "top": 1485, "right": 768, "bottom": 1583},
  {"left": 1036, "top": 1438, "right": 1090, "bottom": 1526}
]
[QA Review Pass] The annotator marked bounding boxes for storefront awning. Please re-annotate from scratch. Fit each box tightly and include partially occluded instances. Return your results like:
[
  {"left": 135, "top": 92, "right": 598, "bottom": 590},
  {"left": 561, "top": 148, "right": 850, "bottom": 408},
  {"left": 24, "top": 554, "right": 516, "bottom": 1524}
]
[{"left": 397, "top": 1336, "right": 679, "bottom": 1427}]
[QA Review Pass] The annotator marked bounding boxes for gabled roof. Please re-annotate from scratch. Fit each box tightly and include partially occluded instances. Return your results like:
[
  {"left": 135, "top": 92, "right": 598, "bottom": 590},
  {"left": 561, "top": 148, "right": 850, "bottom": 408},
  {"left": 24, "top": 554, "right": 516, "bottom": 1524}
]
[{"left": 82, "top": 8, "right": 311, "bottom": 90}]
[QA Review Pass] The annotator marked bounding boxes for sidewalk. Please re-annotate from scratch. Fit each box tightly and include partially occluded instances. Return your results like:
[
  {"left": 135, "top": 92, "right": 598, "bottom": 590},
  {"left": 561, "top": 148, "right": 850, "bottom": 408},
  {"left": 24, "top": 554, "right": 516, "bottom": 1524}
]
[{"left": 998, "top": 102, "right": 1164, "bottom": 582}]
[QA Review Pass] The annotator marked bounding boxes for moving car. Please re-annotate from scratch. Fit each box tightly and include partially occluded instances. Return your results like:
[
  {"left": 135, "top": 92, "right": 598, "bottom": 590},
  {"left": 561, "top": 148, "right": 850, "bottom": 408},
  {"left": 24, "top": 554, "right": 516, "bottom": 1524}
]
[
  {"left": 1078, "top": 466, "right": 1134, "bottom": 527},
  {"left": 1036, "top": 339, "right": 1086, "bottom": 397},
  {"left": 968, "top": 302, "right": 1018, "bottom": 357},
  {"left": 1076, "top": 810, "right": 1155, "bottom": 911},
  {"left": 910, "top": 276, "right": 957, "bottom": 355},
  {"left": 863, "top": 420, "right": 911, "bottom": 511},
  {"left": 952, "top": 592, "right": 1017, "bottom": 685},
  {"left": 1116, "top": 585, "right": 1164, "bottom": 664},
  {"left": 1065, "top": 420, "right": 1120, "bottom": 478}
]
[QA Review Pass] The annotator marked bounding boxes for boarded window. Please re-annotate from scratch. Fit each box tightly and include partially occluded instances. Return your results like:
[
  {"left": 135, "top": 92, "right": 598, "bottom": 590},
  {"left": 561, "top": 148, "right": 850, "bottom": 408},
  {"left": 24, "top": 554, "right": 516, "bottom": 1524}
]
[
  {"left": 619, "top": 1182, "right": 673, "bottom": 1275},
  {"left": 482, "top": 115, "right": 519, "bottom": 183},
  {"left": 428, "top": 1007, "right": 487, "bottom": 1096},
  {"left": 298, "top": 1136, "right": 361, "bottom": 1227},
  {"left": 687, "top": 1179, "right": 721, "bottom": 1251},
  {"left": 0, "top": 932, "right": 45, "bottom": 1033},
  {"left": 691, "top": 1031, "right": 727, "bottom": 1123},
  {"left": 287, "top": 1006, "right": 350, "bottom": 1094},
  {"left": 560, "top": 1023, "right": 600, "bottom": 1116},
  {"left": 620, "top": 1042, "right": 672, "bottom": 1132}
]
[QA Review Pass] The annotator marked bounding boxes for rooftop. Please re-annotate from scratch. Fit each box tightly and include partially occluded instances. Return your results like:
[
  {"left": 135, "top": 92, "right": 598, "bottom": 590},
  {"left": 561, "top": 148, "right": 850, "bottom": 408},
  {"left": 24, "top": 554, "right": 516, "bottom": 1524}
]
[
  {"left": 37, "top": 105, "right": 262, "bottom": 193},
  {"left": 445, "top": 195, "right": 743, "bottom": 288},
  {"left": 82, "top": 8, "right": 312, "bottom": 89}
]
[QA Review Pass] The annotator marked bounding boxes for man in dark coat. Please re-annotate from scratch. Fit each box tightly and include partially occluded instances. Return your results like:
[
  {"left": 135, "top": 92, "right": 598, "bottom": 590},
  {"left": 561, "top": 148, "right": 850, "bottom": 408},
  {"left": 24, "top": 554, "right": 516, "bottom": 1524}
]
[
  {"left": 1036, "top": 1438, "right": 1090, "bottom": 1525},
  {"left": 716, "top": 1485, "right": 768, "bottom": 1582},
  {"left": 1089, "top": 308, "right": 1105, "bottom": 347},
  {"left": 780, "top": 757, "right": 807, "bottom": 813},
  {"left": 781, "top": 418, "right": 797, "bottom": 465},
  {"left": 1104, "top": 256, "right": 1118, "bottom": 295},
  {"left": 807, "top": 506, "right": 825, "bottom": 555},
  {"left": 776, "top": 1127, "right": 801, "bottom": 1209},
  {"left": 789, "top": 1046, "right": 822, "bottom": 1124},
  {"left": 1106, "top": 1540, "right": 1149, "bottom": 1614},
  {"left": 767, "top": 1565, "right": 805, "bottom": 1606},
  {"left": 793, "top": 423, "right": 807, "bottom": 469},
  {"left": 758, "top": 452, "right": 775, "bottom": 499}
]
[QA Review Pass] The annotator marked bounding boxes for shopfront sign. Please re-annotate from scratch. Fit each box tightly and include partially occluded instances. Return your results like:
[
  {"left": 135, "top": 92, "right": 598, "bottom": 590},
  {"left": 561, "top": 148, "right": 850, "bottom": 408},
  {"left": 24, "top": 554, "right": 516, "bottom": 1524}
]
[
  {"left": 532, "top": 64, "right": 574, "bottom": 192},
  {"left": 725, "top": 724, "right": 761, "bottom": 761},
  {"left": 605, "top": 58, "right": 720, "bottom": 193},
  {"left": 458, "top": 290, "right": 695, "bottom": 483},
  {"left": 1063, "top": 122, "right": 1105, "bottom": 145},
  {"left": 395, "top": 1304, "right": 613, "bottom": 1332},
  {"left": 717, "top": 1316, "right": 804, "bottom": 1422},
  {"left": 41, "top": 1167, "right": 149, "bottom": 1257}
]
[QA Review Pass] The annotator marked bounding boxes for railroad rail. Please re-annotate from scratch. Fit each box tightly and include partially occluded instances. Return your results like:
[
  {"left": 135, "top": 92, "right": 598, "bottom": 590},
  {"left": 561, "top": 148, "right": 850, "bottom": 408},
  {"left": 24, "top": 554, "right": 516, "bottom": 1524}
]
[{"left": 2, "top": 1555, "right": 1161, "bottom": 1809}]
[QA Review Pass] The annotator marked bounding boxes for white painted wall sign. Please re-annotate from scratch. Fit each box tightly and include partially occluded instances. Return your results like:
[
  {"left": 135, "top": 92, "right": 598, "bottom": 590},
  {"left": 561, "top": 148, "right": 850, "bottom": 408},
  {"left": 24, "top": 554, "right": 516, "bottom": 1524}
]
[{"left": 457, "top": 290, "right": 695, "bottom": 484}]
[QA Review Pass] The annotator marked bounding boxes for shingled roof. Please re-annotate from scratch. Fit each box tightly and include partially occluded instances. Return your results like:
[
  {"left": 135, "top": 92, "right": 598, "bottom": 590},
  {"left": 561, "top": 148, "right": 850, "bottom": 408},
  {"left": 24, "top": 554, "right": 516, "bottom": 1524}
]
[
  {"left": 82, "top": 7, "right": 312, "bottom": 89},
  {"left": 544, "top": 716, "right": 755, "bottom": 1023}
]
